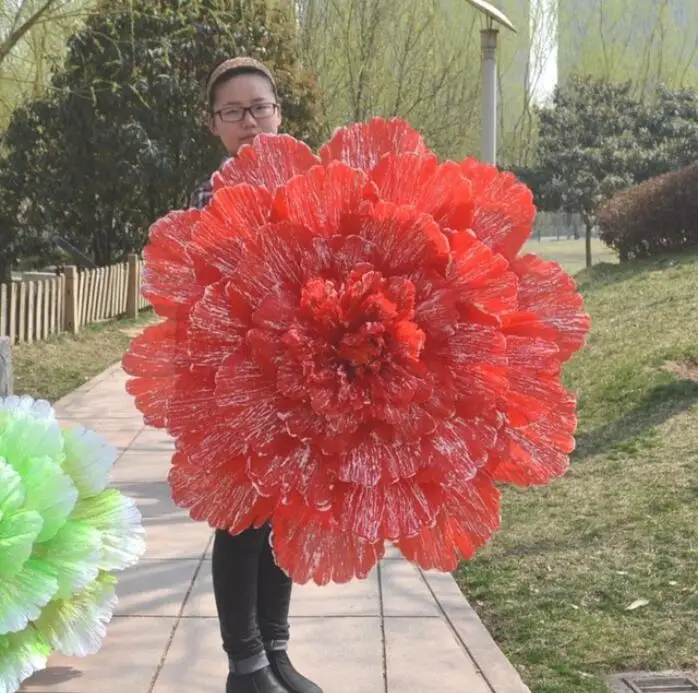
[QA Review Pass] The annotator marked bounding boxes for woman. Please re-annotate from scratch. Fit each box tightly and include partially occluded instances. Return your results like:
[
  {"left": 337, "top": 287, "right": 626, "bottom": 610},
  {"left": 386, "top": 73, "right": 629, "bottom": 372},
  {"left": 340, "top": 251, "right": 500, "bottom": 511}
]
[{"left": 190, "top": 56, "right": 323, "bottom": 693}]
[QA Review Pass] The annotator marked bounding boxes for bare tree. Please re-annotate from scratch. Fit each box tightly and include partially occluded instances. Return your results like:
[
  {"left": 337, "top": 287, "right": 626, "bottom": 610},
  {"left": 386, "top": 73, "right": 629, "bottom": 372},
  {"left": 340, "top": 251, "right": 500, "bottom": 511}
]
[
  {"left": 0, "top": 0, "right": 98, "bottom": 126},
  {"left": 297, "top": 0, "right": 484, "bottom": 159},
  {"left": 558, "top": 0, "right": 698, "bottom": 95},
  {"left": 498, "top": 0, "right": 559, "bottom": 166}
]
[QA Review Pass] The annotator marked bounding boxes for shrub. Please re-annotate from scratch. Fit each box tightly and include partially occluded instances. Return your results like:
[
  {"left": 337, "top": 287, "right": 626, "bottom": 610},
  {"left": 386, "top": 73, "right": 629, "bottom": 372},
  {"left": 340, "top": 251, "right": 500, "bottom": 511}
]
[{"left": 598, "top": 163, "right": 698, "bottom": 261}]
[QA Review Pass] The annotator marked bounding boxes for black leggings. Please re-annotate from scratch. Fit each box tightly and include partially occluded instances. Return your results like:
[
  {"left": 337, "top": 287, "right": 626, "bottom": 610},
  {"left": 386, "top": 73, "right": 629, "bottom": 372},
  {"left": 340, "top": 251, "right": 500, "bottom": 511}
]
[{"left": 212, "top": 524, "right": 292, "bottom": 661}]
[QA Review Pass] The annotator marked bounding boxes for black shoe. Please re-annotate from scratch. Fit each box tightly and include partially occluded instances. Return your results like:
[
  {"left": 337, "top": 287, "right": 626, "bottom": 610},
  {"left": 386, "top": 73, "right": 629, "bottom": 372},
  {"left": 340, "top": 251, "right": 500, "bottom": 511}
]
[
  {"left": 226, "top": 666, "right": 288, "bottom": 693},
  {"left": 268, "top": 650, "right": 324, "bottom": 693}
]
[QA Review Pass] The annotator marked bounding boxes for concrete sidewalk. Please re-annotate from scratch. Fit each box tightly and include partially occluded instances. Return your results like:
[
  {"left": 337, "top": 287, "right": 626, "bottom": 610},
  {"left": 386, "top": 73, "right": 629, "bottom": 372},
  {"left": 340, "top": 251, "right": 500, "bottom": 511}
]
[{"left": 21, "top": 364, "right": 530, "bottom": 693}]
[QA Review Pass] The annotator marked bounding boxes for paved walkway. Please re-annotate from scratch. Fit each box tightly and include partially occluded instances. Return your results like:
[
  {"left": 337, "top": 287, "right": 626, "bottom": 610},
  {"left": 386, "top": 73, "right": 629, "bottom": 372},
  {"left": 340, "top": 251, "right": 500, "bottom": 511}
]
[{"left": 21, "top": 364, "right": 530, "bottom": 693}]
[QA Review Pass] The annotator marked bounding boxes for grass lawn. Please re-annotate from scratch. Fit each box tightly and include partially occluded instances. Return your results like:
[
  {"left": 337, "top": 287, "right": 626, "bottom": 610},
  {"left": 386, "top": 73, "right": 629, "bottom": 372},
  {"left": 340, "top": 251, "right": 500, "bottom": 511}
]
[
  {"left": 456, "top": 253, "right": 698, "bottom": 692},
  {"left": 524, "top": 238, "right": 618, "bottom": 275},
  {"left": 12, "top": 311, "right": 156, "bottom": 403}
]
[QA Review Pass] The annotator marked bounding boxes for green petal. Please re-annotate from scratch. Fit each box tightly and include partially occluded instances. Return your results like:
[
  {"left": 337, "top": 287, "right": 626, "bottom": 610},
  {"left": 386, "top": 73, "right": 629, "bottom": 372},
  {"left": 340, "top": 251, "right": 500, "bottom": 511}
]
[
  {"left": 0, "top": 459, "right": 24, "bottom": 515},
  {"left": 0, "top": 558, "right": 58, "bottom": 636},
  {"left": 0, "top": 627, "right": 52, "bottom": 693},
  {"left": 0, "top": 398, "right": 63, "bottom": 466},
  {"left": 0, "top": 461, "right": 41, "bottom": 579},
  {"left": 61, "top": 426, "right": 117, "bottom": 498},
  {"left": 35, "top": 572, "right": 117, "bottom": 657},
  {"left": 0, "top": 509, "right": 43, "bottom": 579},
  {"left": 70, "top": 490, "right": 146, "bottom": 571},
  {"left": 39, "top": 521, "right": 102, "bottom": 600},
  {"left": 0, "top": 395, "right": 55, "bottom": 422},
  {"left": 13, "top": 456, "right": 77, "bottom": 543}
]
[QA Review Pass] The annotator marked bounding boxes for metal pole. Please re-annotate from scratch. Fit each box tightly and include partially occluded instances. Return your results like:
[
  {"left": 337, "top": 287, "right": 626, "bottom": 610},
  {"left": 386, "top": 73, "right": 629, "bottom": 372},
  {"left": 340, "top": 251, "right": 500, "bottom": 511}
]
[{"left": 480, "top": 27, "right": 498, "bottom": 164}]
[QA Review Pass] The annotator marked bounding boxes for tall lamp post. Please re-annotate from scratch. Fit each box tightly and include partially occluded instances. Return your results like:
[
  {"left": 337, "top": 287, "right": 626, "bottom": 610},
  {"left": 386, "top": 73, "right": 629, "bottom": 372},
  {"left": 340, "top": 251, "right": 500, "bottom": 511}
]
[{"left": 463, "top": 0, "right": 516, "bottom": 165}]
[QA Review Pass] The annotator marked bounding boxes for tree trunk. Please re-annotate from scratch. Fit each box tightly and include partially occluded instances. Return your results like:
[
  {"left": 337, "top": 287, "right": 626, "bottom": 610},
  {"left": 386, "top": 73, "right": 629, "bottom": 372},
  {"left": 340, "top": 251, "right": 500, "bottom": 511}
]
[{"left": 585, "top": 221, "right": 594, "bottom": 269}]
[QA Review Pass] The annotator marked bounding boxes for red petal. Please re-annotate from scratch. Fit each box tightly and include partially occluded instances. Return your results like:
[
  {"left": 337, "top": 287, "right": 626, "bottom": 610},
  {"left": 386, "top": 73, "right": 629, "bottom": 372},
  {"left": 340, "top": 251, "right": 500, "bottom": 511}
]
[
  {"left": 336, "top": 439, "right": 424, "bottom": 487},
  {"left": 188, "top": 281, "right": 246, "bottom": 368},
  {"left": 371, "top": 360, "right": 431, "bottom": 409},
  {"left": 248, "top": 443, "right": 338, "bottom": 510},
  {"left": 320, "top": 117, "right": 429, "bottom": 173},
  {"left": 276, "top": 359, "right": 312, "bottom": 402},
  {"left": 318, "top": 415, "right": 365, "bottom": 454},
  {"left": 337, "top": 479, "right": 438, "bottom": 543},
  {"left": 487, "top": 396, "right": 577, "bottom": 486},
  {"left": 271, "top": 503, "right": 385, "bottom": 585},
  {"left": 213, "top": 134, "right": 320, "bottom": 193},
  {"left": 247, "top": 442, "right": 309, "bottom": 497},
  {"left": 459, "top": 158, "right": 535, "bottom": 261},
  {"left": 359, "top": 201, "right": 449, "bottom": 275},
  {"left": 252, "top": 293, "right": 296, "bottom": 332},
  {"left": 335, "top": 484, "right": 384, "bottom": 543},
  {"left": 143, "top": 210, "right": 202, "bottom": 319},
  {"left": 421, "top": 415, "right": 498, "bottom": 483},
  {"left": 283, "top": 407, "right": 324, "bottom": 442},
  {"left": 318, "top": 234, "right": 377, "bottom": 280},
  {"left": 169, "top": 452, "right": 275, "bottom": 533},
  {"left": 430, "top": 323, "right": 508, "bottom": 399},
  {"left": 189, "top": 185, "right": 272, "bottom": 277},
  {"left": 174, "top": 406, "right": 247, "bottom": 467},
  {"left": 231, "top": 222, "right": 318, "bottom": 309},
  {"left": 503, "top": 375, "right": 570, "bottom": 428},
  {"left": 393, "top": 405, "right": 438, "bottom": 443},
  {"left": 272, "top": 162, "right": 377, "bottom": 235},
  {"left": 382, "top": 479, "right": 439, "bottom": 540},
  {"left": 498, "top": 334, "right": 573, "bottom": 428},
  {"left": 510, "top": 254, "right": 590, "bottom": 361},
  {"left": 395, "top": 474, "right": 500, "bottom": 570},
  {"left": 448, "top": 231, "right": 518, "bottom": 316},
  {"left": 123, "top": 320, "right": 188, "bottom": 427},
  {"left": 411, "top": 272, "right": 460, "bottom": 343},
  {"left": 165, "top": 369, "right": 218, "bottom": 438},
  {"left": 371, "top": 154, "right": 474, "bottom": 232},
  {"left": 214, "top": 351, "right": 290, "bottom": 454},
  {"left": 246, "top": 328, "right": 285, "bottom": 374},
  {"left": 506, "top": 334, "right": 561, "bottom": 375},
  {"left": 500, "top": 311, "right": 559, "bottom": 342}
]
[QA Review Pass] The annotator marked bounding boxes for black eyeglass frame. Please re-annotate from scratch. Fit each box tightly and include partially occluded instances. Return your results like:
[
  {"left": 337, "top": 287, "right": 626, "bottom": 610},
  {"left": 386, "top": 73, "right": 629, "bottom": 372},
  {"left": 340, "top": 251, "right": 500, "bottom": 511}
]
[{"left": 213, "top": 102, "right": 279, "bottom": 123}]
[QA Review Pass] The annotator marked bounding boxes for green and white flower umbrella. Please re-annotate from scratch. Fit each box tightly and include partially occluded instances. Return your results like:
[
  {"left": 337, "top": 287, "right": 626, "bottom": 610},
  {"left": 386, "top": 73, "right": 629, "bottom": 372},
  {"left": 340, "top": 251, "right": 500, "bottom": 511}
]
[{"left": 0, "top": 396, "right": 145, "bottom": 693}]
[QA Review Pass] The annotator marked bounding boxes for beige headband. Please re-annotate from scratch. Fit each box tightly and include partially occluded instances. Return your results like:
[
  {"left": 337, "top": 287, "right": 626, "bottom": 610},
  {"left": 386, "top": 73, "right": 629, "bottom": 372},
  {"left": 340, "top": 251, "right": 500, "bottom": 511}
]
[{"left": 206, "top": 57, "right": 277, "bottom": 100}]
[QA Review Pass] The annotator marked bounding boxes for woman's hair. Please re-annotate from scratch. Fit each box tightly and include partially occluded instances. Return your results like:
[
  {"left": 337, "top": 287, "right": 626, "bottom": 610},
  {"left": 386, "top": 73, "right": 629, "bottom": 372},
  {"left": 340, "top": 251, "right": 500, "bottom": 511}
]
[{"left": 206, "top": 57, "right": 278, "bottom": 110}]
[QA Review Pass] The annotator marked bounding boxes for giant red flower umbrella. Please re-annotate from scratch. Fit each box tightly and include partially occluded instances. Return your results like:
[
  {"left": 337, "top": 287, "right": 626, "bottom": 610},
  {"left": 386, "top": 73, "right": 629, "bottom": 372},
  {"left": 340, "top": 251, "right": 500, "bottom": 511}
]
[{"left": 123, "top": 118, "right": 589, "bottom": 584}]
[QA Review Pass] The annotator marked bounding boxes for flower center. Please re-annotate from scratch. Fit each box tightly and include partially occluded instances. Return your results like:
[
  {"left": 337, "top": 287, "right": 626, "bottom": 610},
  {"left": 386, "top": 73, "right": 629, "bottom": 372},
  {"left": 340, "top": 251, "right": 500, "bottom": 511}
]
[
  {"left": 337, "top": 323, "right": 386, "bottom": 369},
  {"left": 297, "top": 269, "right": 425, "bottom": 377}
]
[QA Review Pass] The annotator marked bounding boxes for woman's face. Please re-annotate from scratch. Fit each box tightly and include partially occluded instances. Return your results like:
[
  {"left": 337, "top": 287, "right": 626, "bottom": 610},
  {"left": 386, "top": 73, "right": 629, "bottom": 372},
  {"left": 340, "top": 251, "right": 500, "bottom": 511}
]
[{"left": 209, "top": 73, "right": 282, "bottom": 156}]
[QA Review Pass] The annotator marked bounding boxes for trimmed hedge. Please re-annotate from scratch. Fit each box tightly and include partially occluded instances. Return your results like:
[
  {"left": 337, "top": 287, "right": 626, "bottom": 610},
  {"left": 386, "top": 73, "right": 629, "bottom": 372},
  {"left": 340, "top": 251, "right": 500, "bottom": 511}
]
[{"left": 597, "top": 162, "right": 698, "bottom": 261}]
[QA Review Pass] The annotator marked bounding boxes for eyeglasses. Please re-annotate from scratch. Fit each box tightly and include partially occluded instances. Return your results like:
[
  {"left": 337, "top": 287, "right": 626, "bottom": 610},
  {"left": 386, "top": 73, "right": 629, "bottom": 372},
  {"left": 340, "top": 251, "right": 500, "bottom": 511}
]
[{"left": 214, "top": 103, "right": 278, "bottom": 123}]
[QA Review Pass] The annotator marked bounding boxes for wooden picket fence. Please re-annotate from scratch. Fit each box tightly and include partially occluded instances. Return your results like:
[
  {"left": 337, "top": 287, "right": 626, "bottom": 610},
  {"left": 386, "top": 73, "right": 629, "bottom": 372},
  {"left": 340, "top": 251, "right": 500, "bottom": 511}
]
[{"left": 0, "top": 254, "right": 149, "bottom": 345}]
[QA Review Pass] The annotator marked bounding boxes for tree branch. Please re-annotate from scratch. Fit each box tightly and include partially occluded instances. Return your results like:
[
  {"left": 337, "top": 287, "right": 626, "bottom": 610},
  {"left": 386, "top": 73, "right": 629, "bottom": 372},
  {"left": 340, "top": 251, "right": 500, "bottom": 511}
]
[{"left": 0, "top": 0, "right": 63, "bottom": 65}]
